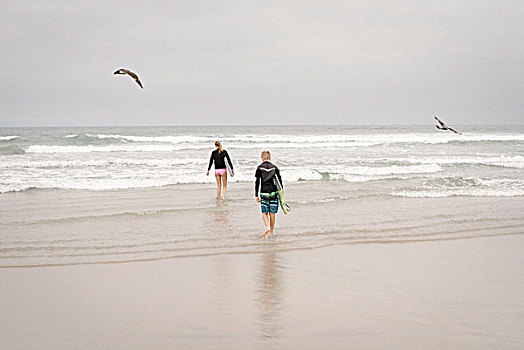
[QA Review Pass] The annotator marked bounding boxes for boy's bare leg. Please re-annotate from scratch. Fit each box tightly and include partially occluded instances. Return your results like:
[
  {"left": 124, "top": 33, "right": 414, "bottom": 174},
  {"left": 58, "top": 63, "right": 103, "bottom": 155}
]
[
  {"left": 221, "top": 173, "right": 227, "bottom": 200},
  {"left": 269, "top": 213, "right": 276, "bottom": 234},
  {"left": 262, "top": 212, "right": 270, "bottom": 237},
  {"left": 215, "top": 174, "right": 221, "bottom": 199}
]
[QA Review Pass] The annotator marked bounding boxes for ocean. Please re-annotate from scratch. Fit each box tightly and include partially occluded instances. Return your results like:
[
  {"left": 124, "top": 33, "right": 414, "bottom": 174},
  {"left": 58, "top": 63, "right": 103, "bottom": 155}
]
[{"left": 1, "top": 125, "right": 524, "bottom": 267}]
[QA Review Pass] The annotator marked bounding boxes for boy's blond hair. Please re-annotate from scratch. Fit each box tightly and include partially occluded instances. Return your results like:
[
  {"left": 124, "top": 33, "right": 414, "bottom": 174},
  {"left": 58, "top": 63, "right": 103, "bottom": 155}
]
[{"left": 261, "top": 150, "right": 271, "bottom": 161}]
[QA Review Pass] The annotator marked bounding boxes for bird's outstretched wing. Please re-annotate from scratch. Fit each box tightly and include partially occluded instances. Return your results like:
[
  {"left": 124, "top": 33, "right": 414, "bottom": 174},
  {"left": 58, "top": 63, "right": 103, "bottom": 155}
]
[
  {"left": 135, "top": 78, "right": 143, "bottom": 88},
  {"left": 448, "top": 127, "right": 459, "bottom": 134},
  {"left": 434, "top": 116, "right": 446, "bottom": 127},
  {"left": 123, "top": 70, "right": 143, "bottom": 89},
  {"left": 114, "top": 68, "right": 143, "bottom": 89},
  {"left": 123, "top": 69, "right": 137, "bottom": 79}
]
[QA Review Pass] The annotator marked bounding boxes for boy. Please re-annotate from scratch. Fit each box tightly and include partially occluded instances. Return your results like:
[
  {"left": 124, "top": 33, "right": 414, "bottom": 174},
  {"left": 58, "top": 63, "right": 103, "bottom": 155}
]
[{"left": 255, "top": 150, "right": 283, "bottom": 238}]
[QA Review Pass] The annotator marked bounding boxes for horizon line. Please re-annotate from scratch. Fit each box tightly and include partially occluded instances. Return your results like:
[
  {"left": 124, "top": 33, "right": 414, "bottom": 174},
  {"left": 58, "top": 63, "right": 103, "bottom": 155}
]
[{"left": 2, "top": 123, "right": 524, "bottom": 128}]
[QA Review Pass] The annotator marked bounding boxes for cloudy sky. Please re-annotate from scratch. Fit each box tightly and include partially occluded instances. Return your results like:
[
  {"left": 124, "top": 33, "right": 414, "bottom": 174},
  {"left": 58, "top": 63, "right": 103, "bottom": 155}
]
[{"left": 1, "top": 0, "right": 523, "bottom": 126}]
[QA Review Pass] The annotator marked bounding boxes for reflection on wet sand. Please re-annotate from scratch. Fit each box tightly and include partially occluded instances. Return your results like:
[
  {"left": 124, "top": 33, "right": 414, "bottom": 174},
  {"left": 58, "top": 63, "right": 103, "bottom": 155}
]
[
  {"left": 256, "top": 251, "right": 285, "bottom": 346},
  {"left": 213, "top": 200, "right": 231, "bottom": 227},
  {"left": 210, "top": 201, "right": 233, "bottom": 316}
]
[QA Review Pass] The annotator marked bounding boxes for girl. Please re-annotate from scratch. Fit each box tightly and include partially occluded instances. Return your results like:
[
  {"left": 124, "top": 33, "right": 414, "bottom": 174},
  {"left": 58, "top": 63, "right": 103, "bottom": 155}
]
[{"left": 206, "top": 141, "right": 234, "bottom": 199}]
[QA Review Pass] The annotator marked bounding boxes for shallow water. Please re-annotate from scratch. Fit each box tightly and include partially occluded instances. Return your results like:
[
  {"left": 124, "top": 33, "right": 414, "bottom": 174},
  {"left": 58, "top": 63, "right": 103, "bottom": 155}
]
[
  {"left": 1, "top": 182, "right": 523, "bottom": 267},
  {"left": 1, "top": 125, "right": 523, "bottom": 267}
]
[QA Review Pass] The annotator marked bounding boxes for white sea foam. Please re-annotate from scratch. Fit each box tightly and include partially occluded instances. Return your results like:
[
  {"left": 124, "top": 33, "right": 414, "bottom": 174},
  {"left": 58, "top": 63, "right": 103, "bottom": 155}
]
[
  {"left": 25, "top": 141, "right": 374, "bottom": 153},
  {"left": 392, "top": 177, "right": 524, "bottom": 198},
  {"left": 489, "top": 156, "right": 524, "bottom": 169},
  {"left": 1, "top": 157, "right": 208, "bottom": 169},
  {"left": 224, "top": 133, "right": 524, "bottom": 145},
  {"left": 86, "top": 134, "right": 212, "bottom": 144},
  {"left": 476, "top": 178, "right": 524, "bottom": 187},
  {"left": 311, "top": 163, "right": 442, "bottom": 177},
  {"left": 283, "top": 169, "right": 325, "bottom": 182},
  {"left": 0, "top": 136, "right": 19, "bottom": 141},
  {"left": 2, "top": 126, "right": 523, "bottom": 196},
  {"left": 62, "top": 132, "right": 524, "bottom": 148},
  {"left": 345, "top": 164, "right": 442, "bottom": 176},
  {"left": 393, "top": 188, "right": 524, "bottom": 198},
  {"left": 260, "top": 164, "right": 442, "bottom": 183},
  {"left": 377, "top": 155, "right": 524, "bottom": 169},
  {"left": 25, "top": 144, "right": 211, "bottom": 153},
  {"left": 0, "top": 173, "right": 211, "bottom": 193}
]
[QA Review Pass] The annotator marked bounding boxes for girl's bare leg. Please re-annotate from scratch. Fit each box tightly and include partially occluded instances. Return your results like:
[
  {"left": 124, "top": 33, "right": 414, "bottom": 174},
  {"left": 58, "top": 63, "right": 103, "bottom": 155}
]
[
  {"left": 269, "top": 213, "right": 276, "bottom": 234},
  {"left": 220, "top": 173, "right": 228, "bottom": 200},
  {"left": 215, "top": 174, "right": 222, "bottom": 199}
]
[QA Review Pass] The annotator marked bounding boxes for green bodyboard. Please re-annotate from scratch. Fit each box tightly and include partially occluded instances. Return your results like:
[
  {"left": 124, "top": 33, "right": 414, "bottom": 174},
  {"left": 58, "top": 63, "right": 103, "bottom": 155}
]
[{"left": 274, "top": 176, "right": 289, "bottom": 214}]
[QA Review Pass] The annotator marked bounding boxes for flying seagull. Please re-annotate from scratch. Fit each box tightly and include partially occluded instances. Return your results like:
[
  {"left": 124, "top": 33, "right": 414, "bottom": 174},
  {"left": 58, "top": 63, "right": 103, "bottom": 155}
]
[
  {"left": 113, "top": 68, "right": 143, "bottom": 89},
  {"left": 434, "top": 116, "right": 459, "bottom": 134}
]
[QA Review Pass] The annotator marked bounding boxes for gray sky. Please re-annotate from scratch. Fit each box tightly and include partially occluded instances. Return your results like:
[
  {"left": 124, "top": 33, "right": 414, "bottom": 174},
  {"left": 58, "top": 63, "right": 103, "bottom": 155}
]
[{"left": 1, "top": 0, "right": 523, "bottom": 126}]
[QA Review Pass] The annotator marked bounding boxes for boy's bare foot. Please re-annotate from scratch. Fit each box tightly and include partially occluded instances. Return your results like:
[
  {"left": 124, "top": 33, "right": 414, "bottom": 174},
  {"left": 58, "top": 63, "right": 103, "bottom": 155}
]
[{"left": 262, "top": 228, "right": 270, "bottom": 238}]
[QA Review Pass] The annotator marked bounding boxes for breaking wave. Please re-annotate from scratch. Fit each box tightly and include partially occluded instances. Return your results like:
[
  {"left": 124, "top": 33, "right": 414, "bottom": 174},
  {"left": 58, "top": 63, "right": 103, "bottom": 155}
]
[
  {"left": 62, "top": 132, "right": 524, "bottom": 147},
  {"left": 0, "top": 135, "right": 19, "bottom": 141},
  {"left": 1, "top": 126, "right": 523, "bottom": 196},
  {"left": 25, "top": 144, "right": 210, "bottom": 153}
]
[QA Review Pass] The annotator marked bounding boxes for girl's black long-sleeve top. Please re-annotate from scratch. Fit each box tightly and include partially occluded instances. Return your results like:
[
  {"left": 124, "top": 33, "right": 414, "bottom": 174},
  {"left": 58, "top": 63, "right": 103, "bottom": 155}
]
[{"left": 208, "top": 149, "right": 233, "bottom": 170}]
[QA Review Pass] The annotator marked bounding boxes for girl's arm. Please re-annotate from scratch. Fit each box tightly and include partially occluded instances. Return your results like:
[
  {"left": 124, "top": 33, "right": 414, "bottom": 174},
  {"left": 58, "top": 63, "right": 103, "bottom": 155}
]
[{"left": 207, "top": 152, "right": 214, "bottom": 171}]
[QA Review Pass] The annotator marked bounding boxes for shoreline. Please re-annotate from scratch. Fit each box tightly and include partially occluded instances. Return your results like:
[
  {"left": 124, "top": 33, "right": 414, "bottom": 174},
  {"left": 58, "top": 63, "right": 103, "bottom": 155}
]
[{"left": 1, "top": 230, "right": 522, "bottom": 270}]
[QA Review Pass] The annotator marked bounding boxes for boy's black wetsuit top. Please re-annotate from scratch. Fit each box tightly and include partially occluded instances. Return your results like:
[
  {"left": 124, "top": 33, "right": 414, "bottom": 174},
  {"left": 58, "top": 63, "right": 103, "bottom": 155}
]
[
  {"left": 208, "top": 149, "right": 233, "bottom": 170},
  {"left": 255, "top": 161, "right": 283, "bottom": 197}
]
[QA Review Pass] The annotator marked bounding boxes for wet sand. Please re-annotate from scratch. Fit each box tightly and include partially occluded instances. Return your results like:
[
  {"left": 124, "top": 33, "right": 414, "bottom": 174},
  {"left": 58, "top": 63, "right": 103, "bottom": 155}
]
[{"left": 1, "top": 234, "right": 523, "bottom": 349}]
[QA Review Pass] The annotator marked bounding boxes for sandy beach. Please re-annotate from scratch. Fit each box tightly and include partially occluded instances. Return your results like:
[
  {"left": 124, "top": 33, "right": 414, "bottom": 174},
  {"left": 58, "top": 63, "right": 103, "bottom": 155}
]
[
  {"left": 3, "top": 0, "right": 524, "bottom": 347},
  {"left": 1, "top": 234, "right": 523, "bottom": 349}
]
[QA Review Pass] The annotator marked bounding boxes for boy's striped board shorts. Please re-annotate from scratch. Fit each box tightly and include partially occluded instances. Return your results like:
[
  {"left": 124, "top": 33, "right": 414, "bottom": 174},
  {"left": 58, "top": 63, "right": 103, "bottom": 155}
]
[{"left": 260, "top": 191, "right": 278, "bottom": 213}]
